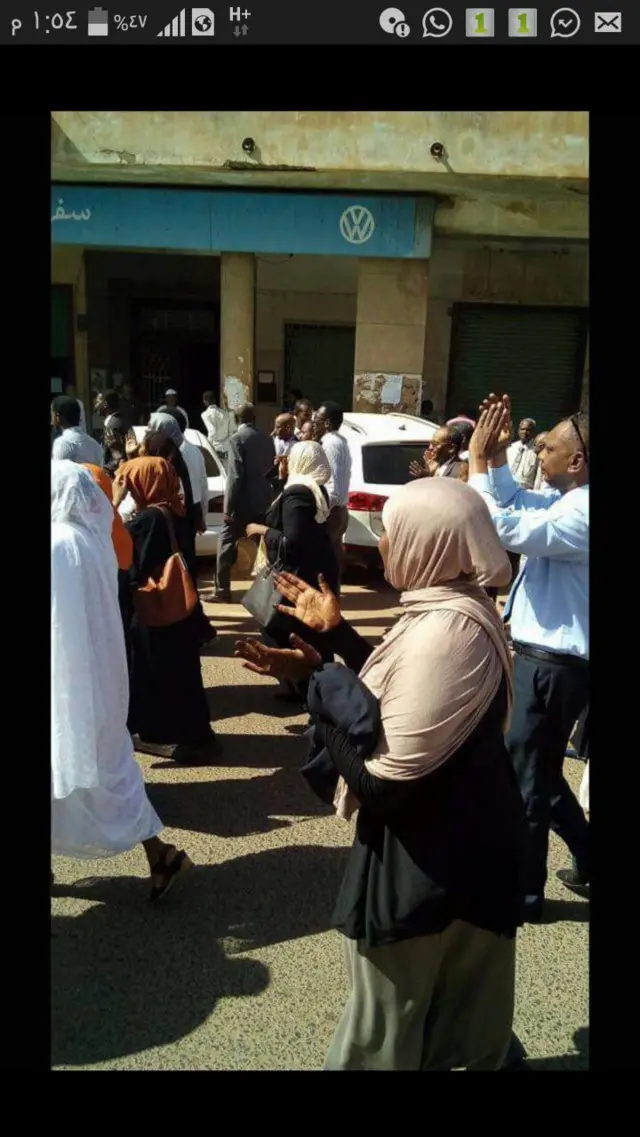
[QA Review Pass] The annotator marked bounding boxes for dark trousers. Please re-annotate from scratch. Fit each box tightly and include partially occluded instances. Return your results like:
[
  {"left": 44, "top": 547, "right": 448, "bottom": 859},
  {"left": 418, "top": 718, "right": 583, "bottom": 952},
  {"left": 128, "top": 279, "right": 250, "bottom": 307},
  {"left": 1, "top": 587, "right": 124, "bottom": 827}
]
[
  {"left": 573, "top": 704, "right": 590, "bottom": 761},
  {"left": 217, "top": 516, "right": 264, "bottom": 593},
  {"left": 118, "top": 569, "right": 133, "bottom": 674},
  {"left": 506, "top": 650, "right": 589, "bottom": 910},
  {"left": 507, "top": 552, "right": 520, "bottom": 585},
  {"left": 326, "top": 505, "right": 349, "bottom": 592},
  {"left": 185, "top": 507, "right": 212, "bottom": 636}
]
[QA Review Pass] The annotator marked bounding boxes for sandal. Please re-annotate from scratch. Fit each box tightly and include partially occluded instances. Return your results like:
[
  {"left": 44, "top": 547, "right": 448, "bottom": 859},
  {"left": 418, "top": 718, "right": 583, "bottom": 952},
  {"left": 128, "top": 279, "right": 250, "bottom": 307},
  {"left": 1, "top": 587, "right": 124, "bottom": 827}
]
[{"left": 149, "top": 846, "right": 194, "bottom": 904}]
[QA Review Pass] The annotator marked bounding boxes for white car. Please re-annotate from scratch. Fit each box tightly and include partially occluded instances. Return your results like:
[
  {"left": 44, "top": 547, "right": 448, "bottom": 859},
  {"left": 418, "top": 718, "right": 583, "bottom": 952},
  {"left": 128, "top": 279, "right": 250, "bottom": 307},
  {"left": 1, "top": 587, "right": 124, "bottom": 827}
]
[
  {"left": 340, "top": 412, "right": 439, "bottom": 567},
  {"left": 131, "top": 426, "right": 226, "bottom": 557}
]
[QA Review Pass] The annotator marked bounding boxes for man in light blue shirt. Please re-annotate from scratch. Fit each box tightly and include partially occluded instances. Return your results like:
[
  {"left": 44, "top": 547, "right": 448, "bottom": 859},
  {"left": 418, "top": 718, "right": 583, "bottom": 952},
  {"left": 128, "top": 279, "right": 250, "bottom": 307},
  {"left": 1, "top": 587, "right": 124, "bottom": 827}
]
[
  {"left": 469, "top": 397, "right": 589, "bottom": 922},
  {"left": 51, "top": 396, "right": 103, "bottom": 467}
]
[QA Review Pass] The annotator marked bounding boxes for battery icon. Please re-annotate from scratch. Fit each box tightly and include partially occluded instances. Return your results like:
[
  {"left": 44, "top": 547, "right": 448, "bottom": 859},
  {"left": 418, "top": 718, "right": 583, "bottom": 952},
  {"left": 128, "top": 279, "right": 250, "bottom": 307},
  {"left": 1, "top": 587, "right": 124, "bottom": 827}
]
[{"left": 88, "top": 7, "right": 109, "bottom": 35}]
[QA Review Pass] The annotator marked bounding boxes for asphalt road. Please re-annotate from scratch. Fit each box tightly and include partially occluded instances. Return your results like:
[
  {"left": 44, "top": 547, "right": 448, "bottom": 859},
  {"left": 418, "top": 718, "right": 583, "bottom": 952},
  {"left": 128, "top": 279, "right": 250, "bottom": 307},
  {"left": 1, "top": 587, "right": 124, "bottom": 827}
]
[{"left": 51, "top": 573, "right": 588, "bottom": 1071}]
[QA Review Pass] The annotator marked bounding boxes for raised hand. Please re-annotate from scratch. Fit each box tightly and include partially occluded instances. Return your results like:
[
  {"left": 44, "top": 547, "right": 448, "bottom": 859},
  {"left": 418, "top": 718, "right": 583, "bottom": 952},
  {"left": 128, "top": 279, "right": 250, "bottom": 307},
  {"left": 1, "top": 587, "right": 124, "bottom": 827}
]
[
  {"left": 234, "top": 634, "right": 322, "bottom": 682},
  {"left": 273, "top": 571, "right": 342, "bottom": 633},
  {"left": 470, "top": 402, "right": 511, "bottom": 461},
  {"left": 409, "top": 460, "right": 427, "bottom": 479},
  {"left": 477, "top": 393, "right": 512, "bottom": 448}
]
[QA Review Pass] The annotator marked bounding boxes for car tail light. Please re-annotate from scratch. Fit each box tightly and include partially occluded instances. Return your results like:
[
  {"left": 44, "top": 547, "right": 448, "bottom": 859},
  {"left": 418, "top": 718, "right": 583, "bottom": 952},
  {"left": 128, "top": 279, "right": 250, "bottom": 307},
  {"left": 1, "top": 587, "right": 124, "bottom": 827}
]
[
  {"left": 348, "top": 492, "right": 388, "bottom": 513},
  {"left": 208, "top": 495, "right": 224, "bottom": 514}
]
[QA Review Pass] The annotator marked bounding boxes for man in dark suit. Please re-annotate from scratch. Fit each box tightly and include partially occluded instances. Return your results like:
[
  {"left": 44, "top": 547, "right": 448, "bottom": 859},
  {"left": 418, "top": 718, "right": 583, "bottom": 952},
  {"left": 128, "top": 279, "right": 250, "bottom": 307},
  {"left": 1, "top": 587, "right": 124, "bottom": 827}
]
[
  {"left": 209, "top": 403, "right": 275, "bottom": 603},
  {"left": 409, "top": 425, "right": 467, "bottom": 481}
]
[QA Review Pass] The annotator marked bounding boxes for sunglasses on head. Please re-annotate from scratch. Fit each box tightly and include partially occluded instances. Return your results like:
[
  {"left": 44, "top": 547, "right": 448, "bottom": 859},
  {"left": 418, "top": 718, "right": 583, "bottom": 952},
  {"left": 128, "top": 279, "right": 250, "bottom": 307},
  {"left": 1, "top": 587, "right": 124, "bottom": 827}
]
[{"left": 570, "top": 414, "right": 588, "bottom": 465}]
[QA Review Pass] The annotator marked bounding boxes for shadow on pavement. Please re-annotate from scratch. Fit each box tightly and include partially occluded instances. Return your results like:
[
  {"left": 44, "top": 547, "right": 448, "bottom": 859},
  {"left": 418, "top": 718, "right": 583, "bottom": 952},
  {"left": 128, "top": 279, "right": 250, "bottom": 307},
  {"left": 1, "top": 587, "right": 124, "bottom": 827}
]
[
  {"left": 205, "top": 682, "right": 305, "bottom": 723},
  {"left": 146, "top": 766, "right": 332, "bottom": 838},
  {"left": 524, "top": 1027, "right": 589, "bottom": 1071},
  {"left": 51, "top": 844, "right": 349, "bottom": 1068},
  {"left": 541, "top": 898, "right": 590, "bottom": 924}
]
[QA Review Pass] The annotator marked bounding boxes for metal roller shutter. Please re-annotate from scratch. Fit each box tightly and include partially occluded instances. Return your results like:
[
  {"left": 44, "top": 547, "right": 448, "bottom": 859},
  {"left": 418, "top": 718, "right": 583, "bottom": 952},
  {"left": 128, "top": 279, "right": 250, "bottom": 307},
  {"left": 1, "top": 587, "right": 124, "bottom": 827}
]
[
  {"left": 285, "top": 323, "right": 356, "bottom": 411},
  {"left": 447, "top": 304, "right": 588, "bottom": 431}
]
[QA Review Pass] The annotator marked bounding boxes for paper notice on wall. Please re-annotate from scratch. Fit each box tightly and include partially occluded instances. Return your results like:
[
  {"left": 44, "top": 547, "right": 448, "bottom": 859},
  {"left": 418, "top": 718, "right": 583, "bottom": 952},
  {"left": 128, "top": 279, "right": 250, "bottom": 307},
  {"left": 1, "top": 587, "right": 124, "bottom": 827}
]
[
  {"left": 380, "top": 374, "right": 403, "bottom": 405},
  {"left": 50, "top": 377, "right": 63, "bottom": 394},
  {"left": 224, "top": 376, "right": 246, "bottom": 410}
]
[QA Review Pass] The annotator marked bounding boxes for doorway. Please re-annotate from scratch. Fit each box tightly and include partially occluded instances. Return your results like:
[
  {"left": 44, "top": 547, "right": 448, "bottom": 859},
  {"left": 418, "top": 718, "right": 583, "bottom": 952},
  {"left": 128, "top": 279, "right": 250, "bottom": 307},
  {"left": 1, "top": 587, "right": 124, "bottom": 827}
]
[{"left": 132, "top": 300, "right": 220, "bottom": 426}]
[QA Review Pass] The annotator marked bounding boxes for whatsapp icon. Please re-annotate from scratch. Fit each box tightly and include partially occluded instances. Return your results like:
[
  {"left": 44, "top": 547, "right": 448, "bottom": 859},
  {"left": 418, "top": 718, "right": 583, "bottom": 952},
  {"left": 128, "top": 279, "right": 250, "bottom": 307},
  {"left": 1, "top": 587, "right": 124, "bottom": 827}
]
[{"left": 422, "top": 8, "right": 453, "bottom": 37}]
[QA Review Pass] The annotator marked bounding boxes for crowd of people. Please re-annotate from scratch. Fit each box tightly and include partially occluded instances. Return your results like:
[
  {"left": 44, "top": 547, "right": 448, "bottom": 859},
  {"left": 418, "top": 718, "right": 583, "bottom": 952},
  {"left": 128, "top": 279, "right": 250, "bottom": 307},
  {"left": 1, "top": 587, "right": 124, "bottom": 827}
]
[{"left": 51, "top": 379, "right": 589, "bottom": 1070}]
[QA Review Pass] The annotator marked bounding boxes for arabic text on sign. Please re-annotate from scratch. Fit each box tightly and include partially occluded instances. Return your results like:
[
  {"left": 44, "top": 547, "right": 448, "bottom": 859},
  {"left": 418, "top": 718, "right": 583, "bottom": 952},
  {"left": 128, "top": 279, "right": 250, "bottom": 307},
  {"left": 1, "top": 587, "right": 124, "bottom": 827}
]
[{"left": 51, "top": 199, "right": 92, "bottom": 223}]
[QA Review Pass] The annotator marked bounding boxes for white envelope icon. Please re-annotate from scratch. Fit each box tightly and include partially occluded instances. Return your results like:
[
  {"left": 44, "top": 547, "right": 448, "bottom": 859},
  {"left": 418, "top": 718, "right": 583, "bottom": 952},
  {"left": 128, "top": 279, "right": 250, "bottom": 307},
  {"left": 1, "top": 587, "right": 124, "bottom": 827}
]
[{"left": 595, "top": 12, "right": 621, "bottom": 32}]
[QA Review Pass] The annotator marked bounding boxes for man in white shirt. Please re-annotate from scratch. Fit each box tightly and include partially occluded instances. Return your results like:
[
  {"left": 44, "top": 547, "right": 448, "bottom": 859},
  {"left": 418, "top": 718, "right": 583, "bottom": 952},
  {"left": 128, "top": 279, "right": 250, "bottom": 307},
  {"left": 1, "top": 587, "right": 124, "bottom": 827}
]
[
  {"left": 507, "top": 418, "right": 538, "bottom": 489},
  {"left": 469, "top": 396, "right": 589, "bottom": 921},
  {"left": 156, "top": 388, "right": 190, "bottom": 428},
  {"left": 312, "top": 401, "right": 352, "bottom": 581},
  {"left": 63, "top": 382, "right": 87, "bottom": 432},
  {"left": 201, "top": 390, "right": 235, "bottom": 464},
  {"left": 51, "top": 396, "right": 103, "bottom": 466},
  {"left": 154, "top": 409, "right": 209, "bottom": 526}
]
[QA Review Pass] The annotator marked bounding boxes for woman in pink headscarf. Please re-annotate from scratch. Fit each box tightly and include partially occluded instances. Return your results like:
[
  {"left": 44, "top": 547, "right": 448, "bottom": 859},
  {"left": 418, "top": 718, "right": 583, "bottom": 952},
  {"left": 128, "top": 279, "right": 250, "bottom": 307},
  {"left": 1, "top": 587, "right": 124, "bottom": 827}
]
[{"left": 236, "top": 478, "right": 527, "bottom": 1071}]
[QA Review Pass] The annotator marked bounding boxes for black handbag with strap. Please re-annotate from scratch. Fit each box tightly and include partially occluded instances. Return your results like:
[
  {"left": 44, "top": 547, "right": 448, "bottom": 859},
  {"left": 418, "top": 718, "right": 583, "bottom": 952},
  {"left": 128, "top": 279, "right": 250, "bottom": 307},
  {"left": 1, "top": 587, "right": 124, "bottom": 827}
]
[{"left": 241, "top": 532, "right": 286, "bottom": 632}]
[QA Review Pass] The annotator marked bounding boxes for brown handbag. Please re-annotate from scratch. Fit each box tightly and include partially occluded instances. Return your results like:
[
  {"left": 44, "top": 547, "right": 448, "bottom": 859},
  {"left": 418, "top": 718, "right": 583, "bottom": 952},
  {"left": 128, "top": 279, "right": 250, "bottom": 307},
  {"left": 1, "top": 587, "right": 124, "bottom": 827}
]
[{"left": 134, "top": 505, "right": 198, "bottom": 628}]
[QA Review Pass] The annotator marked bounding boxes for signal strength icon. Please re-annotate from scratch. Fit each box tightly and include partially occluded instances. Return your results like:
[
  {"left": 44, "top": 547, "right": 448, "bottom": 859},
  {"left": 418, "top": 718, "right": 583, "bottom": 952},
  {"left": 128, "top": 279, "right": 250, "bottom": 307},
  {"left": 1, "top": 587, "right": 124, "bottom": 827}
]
[{"left": 157, "top": 8, "right": 186, "bottom": 36}]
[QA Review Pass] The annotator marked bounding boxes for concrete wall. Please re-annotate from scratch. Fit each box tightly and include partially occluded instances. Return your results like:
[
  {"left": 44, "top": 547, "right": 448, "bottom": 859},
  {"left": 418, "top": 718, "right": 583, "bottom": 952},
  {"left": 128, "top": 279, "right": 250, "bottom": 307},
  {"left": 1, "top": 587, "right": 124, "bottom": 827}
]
[
  {"left": 51, "top": 112, "right": 588, "bottom": 242},
  {"left": 51, "top": 245, "right": 88, "bottom": 406},
  {"left": 255, "top": 255, "right": 357, "bottom": 430},
  {"left": 52, "top": 111, "right": 588, "bottom": 182},
  {"left": 354, "top": 259, "right": 428, "bottom": 415},
  {"left": 256, "top": 240, "right": 587, "bottom": 422},
  {"left": 57, "top": 238, "right": 588, "bottom": 429}
]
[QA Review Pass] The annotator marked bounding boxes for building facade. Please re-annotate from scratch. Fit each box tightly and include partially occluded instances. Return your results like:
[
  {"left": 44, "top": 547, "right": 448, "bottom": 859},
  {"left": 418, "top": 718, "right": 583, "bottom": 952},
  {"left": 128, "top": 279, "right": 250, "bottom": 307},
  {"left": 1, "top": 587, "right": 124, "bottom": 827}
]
[{"left": 51, "top": 111, "right": 588, "bottom": 431}]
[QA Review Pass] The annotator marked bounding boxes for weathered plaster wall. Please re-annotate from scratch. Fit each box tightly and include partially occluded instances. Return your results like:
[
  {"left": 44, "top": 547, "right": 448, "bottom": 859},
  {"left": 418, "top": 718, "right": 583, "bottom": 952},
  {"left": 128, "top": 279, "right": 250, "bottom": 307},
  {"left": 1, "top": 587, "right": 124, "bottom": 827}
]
[
  {"left": 51, "top": 245, "right": 88, "bottom": 405},
  {"left": 52, "top": 111, "right": 588, "bottom": 181},
  {"left": 353, "top": 259, "right": 429, "bottom": 415},
  {"left": 220, "top": 253, "right": 254, "bottom": 413},
  {"left": 51, "top": 112, "right": 588, "bottom": 241}
]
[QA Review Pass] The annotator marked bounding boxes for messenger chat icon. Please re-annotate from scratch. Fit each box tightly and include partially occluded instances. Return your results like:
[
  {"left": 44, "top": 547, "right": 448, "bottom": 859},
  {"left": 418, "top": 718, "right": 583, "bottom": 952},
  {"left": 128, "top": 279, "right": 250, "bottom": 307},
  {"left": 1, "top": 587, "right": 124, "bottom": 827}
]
[
  {"left": 550, "top": 8, "right": 581, "bottom": 37},
  {"left": 423, "top": 8, "right": 453, "bottom": 37}
]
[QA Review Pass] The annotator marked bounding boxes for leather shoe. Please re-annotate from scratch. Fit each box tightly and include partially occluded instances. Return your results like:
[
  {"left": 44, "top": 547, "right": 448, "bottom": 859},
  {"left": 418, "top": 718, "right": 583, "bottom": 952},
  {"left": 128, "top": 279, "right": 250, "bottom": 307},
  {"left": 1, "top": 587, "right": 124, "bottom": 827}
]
[{"left": 556, "top": 867, "right": 589, "bottom": 899}]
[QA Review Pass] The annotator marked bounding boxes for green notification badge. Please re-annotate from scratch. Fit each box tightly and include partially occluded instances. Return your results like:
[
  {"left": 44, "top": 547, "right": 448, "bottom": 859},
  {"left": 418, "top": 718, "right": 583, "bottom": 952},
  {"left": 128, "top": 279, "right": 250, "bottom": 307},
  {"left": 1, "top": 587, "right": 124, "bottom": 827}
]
[
  {"left": 508, "top": 8, "right": 538, "bottom": 36},
  {"left": 465, "top": 8, "right": 495, "bottom": 36}
]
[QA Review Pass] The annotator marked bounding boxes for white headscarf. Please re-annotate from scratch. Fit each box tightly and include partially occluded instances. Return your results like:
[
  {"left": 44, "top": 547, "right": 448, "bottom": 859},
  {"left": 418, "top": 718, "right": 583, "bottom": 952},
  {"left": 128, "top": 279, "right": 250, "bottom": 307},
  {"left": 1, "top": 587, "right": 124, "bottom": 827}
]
[
  {"left": 148, "top": 411, "right": 184, "bottom": 447},
  {"left": 51, "top": 461, "right": 127, "bottom": 800},
  {"left": 286, "top": 441, "right": 332, "bottom": 523}
]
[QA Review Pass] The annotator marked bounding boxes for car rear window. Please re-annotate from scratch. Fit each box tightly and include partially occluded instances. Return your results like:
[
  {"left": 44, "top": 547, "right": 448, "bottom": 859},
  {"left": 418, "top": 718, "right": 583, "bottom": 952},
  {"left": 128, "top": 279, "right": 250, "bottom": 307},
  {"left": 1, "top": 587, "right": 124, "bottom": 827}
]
[{"left": 362, "top": 443, "right": 428, "bottom": 486}]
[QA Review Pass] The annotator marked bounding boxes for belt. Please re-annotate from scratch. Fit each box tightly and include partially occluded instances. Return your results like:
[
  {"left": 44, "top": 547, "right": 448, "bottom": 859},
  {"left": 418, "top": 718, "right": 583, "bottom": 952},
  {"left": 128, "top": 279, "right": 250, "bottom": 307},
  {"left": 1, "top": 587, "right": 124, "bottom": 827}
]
[{"left": 513, "top": 642, "right": 589, "bottom": 669}]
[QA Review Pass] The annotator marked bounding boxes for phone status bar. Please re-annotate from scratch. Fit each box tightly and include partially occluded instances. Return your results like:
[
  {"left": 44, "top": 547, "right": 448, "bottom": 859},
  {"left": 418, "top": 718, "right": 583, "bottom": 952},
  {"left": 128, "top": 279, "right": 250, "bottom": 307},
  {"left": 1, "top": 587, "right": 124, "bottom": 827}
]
[{"left": 3, "top": 4, "right": 638, "bottom": 44}]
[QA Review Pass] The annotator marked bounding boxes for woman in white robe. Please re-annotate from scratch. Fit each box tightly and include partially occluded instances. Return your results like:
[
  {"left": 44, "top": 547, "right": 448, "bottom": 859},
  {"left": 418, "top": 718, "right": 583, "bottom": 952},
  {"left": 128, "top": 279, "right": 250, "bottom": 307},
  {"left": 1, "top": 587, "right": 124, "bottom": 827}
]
[{"left": 51, "top": 460, "right": 193, "bottom": 901}]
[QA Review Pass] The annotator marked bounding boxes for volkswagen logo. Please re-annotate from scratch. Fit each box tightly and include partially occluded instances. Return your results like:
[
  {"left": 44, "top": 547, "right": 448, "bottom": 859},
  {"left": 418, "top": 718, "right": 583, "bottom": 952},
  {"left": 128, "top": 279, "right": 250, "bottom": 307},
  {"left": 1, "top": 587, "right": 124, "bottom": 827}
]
[{"left": 339, "top": 205, "right": 376, "bottom": 245}]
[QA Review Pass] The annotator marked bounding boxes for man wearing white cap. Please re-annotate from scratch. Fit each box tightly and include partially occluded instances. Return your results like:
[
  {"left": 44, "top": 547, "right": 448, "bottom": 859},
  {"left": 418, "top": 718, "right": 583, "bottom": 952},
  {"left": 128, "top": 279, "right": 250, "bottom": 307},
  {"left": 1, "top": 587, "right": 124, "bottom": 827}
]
[{"left": 156, "top": 388, "right": 190, "bottom": 428}]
